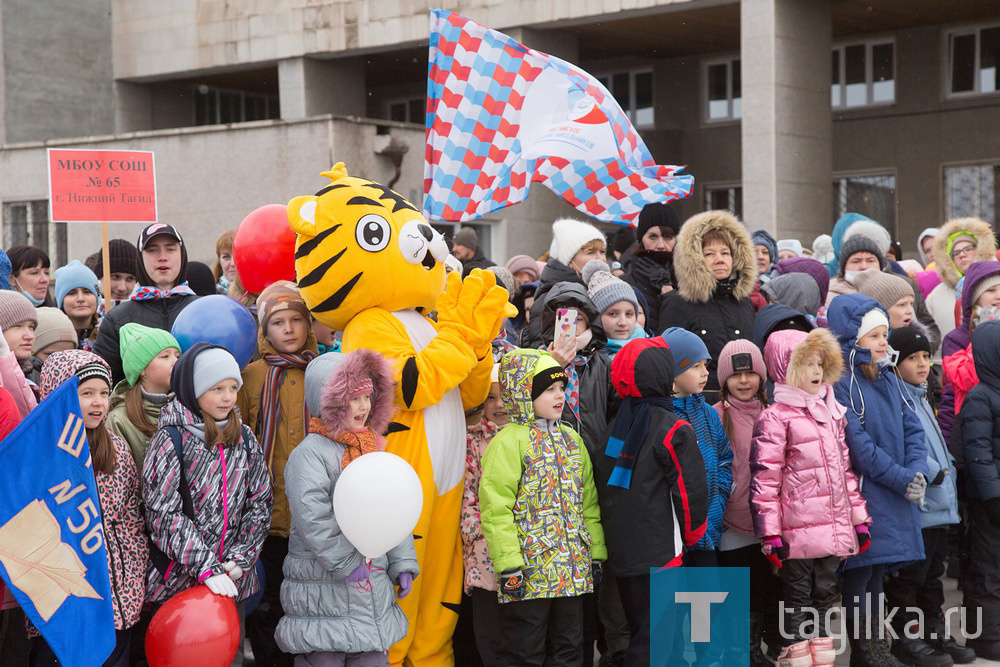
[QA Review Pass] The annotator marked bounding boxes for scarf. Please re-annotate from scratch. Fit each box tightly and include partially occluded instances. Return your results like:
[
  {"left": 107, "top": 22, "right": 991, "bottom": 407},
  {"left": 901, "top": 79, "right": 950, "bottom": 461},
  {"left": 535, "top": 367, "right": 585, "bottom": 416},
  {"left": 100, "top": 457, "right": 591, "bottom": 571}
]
[
  {"left": 563, "top": 353, "right": 589, "bottom": 420},
  {"left": 772, "top": 382, "right": 845, "bottom": 423},
  {"left": 257, "top": 350, "right": 317, "bottom": 469},
  {"left": 604, "top": 395, "right": 675, "bottom": 489},
  {"left": 183, "top": 418, "right": 229, "bottom": 442},
  {"left": 308, "top": 418, "right": 381, "bottom": 469},
  {"left": 130, "top": 282, "right": 196, "bottom": 301},
  {"left": 603, "top": 326, "right": 647, "bottom": 359}
]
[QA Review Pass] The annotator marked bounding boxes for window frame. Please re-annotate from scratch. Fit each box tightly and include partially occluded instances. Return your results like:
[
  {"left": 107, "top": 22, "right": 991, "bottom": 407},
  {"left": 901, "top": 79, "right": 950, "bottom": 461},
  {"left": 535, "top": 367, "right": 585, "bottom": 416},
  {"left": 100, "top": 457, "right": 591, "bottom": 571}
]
[
  {"left": 592, "top": 68, "right": 656, "bottom": 129},
  {"left": 193, "top": 84, "right": 279, "bottom": 126},
  {"left": 941, "top": 159, "right": 1000, "bottom": 225},
  {"left": 945, "top": 22, "right": 1000, "bottom": 99},
  {"left": 703, "top": 183, "right": 743, "bottom": 217},
  {"left": 831, "top": 38, "right": 896, "bottom": 110},
  {"left": 702, "top": 55, "right": 741, "bottom": 124},
  {"left": 2, "top": 200, "right": 68, "bottom": 268},
  {"left": 831, "top": 170, "right": 898, "bottom": 237},
  {"left": 384, "top": 96, "right": 426, "bottom": 125}
]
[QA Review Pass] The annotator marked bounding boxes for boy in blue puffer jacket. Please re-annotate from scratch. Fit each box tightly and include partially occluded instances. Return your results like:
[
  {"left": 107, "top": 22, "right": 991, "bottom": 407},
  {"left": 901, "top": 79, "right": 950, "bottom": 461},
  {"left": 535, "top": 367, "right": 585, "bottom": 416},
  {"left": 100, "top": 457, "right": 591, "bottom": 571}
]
[
  {"left": 661, "top": 327, "right": 734, "bottom": 562},
  {"left": 883, "top": 326, "right": 972, "bottom": 665}
]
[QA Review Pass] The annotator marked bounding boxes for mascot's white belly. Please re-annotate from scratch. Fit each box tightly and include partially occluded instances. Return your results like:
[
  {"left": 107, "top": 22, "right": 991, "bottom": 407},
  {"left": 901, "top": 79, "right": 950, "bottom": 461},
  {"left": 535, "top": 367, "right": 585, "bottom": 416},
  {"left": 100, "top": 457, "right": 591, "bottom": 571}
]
[{"left": 392, "top": 309, "right": 465, "bottom": 494}]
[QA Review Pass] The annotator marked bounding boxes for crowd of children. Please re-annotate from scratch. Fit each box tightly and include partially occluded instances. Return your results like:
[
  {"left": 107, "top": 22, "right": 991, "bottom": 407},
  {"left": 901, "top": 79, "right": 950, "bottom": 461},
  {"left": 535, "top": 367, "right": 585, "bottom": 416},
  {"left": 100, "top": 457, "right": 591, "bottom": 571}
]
[{"left": 2, "top": 206, "right": 1000, "bottom": 667}]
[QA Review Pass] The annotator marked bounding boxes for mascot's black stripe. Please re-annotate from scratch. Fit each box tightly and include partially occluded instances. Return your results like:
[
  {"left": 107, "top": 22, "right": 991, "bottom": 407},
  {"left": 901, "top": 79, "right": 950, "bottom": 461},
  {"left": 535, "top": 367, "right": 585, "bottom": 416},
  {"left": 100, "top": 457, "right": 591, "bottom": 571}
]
[
  {"left": 297, "top": 248, "right": 347, "bottom": 288},
  {"left": 402, "top": 357, "right": 419, "bottom": 408},
  {"left": 386, "top": 422, "right": 410, "bottom": 435},
  {"left": 310, "top": 272, "right": 363, "bottom": 313},
  {"left": 294, "top": 224, "right": 342, "bottom": 260},
  {"left": 314, "top": 183, "right": 348, "bottom": 197},
  {"left": 346, "top": 196, "right": 381, "bottom": 207}
]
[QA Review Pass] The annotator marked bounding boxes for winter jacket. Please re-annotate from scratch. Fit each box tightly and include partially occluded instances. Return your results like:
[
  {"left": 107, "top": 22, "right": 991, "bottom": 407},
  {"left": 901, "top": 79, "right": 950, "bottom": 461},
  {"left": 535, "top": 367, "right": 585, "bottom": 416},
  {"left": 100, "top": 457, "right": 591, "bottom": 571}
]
[
  {"left": 101, "top": 432, "right": 149, "bottom": 629},
  {"left": 598, "top": 337, "right": 708, "bottom": 576},
  {"left": 276, "top": 349, "right": 417, "bottom": 655},
  {"left": 828, "top": 293, "right": 928, "bottom": 570},
  {"left": 671, "top": 392, "right": 733, "bottom": 550},
  {"left": 94, "top": 295, "right": 198, "bottom": 384},
  {"left": 713, "top": 395, "right": 763, "bottom": 536},
  {"left": 750, "top": 329, "right": 869, "bottom": 560},
  {"left": 960, "top": 321, "right": 1000, "bottom": 502},
  {"left": 658, "top": 211, "right": 757, "bottom": 401},
  {"left": 462, "top": 417, "right": 499, "bottom": 594},
  {"left": 902, "top": 379, "right": 960, "bottom": 528},
  {"left": 237, "top": 328, "right": 318, "bottom": 538},
  {"left": 142, "top": 400, "right": 273, "bottom": 603},
  {"left": 480, "top": 349, "right": 607, "bottom": 602},
  {"left": 535, "top": 282, "right": 618, "bottom": 455},
  {"left": 623, "top": 249, "right": 674, "bottom": 332},
  {"left": 829, "top": 274, "right": 941, "bottom": 353},
  {"left": 106, "top": 379, "right": 172, "bottom": 470},
  {"left": 928, "top": 217, "right": 998, "bottom": 343},
  {"left": 522, "top": 258, "right": 584, "bottom": 349},
  {"left": 0, "top": 387, "right": 19, "bottom": 440},
  {"left": 460, "top": 248, "right": 496, "bottom": 277},
  {"left": 751, "top": 304, "right": 813, "bottom": 353},
  {"left": 939, "top": 261, "right": 1000, "bottom": 443},
  {"left": 0, "top": 351, "right": 36, "bottom": 418}
]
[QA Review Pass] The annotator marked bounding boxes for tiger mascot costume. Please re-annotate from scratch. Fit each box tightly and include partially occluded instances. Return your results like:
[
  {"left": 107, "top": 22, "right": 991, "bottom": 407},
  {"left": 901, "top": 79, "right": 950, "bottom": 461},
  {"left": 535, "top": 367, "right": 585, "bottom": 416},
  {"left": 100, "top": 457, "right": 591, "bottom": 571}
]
[{"left": 288, "top": 163, "right": 514, "bottom": 665}]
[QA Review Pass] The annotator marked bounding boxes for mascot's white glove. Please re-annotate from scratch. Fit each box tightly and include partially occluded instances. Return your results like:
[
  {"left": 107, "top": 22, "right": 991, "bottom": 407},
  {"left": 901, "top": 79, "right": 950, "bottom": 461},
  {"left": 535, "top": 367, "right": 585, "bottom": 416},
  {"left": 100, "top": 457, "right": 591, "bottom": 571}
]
[
  {"left": 223, "top": 560, "right": 244, "bottom": 581},
  {"left": 204, "top": 572, "right": 239, "bottom": 597}
]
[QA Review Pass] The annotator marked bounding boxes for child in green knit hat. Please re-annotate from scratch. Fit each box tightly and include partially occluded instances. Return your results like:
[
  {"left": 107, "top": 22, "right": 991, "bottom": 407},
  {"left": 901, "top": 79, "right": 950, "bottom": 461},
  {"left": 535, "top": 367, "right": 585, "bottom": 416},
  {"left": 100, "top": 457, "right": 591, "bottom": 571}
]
[{"left": 106, "top": 323, "right": 181, "bottom": 468}]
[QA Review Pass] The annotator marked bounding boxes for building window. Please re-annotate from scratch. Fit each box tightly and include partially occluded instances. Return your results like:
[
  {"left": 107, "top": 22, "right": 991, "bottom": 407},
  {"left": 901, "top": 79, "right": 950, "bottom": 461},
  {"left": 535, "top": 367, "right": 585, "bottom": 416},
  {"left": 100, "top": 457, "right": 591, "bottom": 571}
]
[
  {"left": 945, "top": 163, "right": 1000, "bottom": 226},
  {"left": 386, "top": 98, "right": 426, "bottom": 125},
  {"left": 703, "top": 58, "right": 741, "bottom": 122},
  {"left": 194, "top": 85, "right": 279, "bottom": 125},
  {"left": 594, "top": 70, "right": 654, "bottom": 127},
  {"left": 832, "top": 173, "right": 896, "bottom": 233},
  {"left": 948, "top": 25, "right": 1000, "bottom": 96},
  {"left": 705, "top": 185, "right": 743, "bottom": 217},
  {"left": 2, "top": 201, "right": 68, "bottom": 267},
  {"left": 832, "top": 41, "right": 895, "bottom": 108}
]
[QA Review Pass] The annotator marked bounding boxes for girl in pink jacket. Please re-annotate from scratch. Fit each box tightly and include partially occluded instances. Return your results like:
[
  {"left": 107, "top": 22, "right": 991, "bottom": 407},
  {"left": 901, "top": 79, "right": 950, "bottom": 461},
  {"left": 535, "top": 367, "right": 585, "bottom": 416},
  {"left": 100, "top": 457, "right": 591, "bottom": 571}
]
[{"left": 751, "top": 328, "right": 870, "bottom": 667}]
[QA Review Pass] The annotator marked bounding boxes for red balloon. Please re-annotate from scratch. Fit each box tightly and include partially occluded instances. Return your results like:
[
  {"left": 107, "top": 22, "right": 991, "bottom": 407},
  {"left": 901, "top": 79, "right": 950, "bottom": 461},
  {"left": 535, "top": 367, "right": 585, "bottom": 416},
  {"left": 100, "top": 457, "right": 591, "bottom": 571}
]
[
  {"left": 233, "top": 204, "right": 296, "bottom": 293},
  {"left": 146, "top": 586, "right": 241, "bottom": 667}
]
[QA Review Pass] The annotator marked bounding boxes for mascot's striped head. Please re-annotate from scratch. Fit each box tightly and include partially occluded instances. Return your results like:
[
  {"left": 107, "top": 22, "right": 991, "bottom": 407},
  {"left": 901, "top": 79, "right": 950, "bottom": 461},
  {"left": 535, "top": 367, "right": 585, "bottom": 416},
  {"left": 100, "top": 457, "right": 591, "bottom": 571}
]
[{"left": 288, "top": 163, "right": 449, "bottom": 330}]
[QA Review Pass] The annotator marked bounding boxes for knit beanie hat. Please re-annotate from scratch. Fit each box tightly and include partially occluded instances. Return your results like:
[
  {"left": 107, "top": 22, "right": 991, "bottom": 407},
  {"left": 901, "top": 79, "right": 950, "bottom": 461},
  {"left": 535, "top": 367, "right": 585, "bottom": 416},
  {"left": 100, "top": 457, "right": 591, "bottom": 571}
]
[
  {"left": 751, "top": 229, "right": 778, "bottom": 264},
  {"left": 611, "top": 227, "right": 637, "bottom": 255},
  {"left": 582, "top": 260, "right": 638, "bottom": 315},
  {"left": 839, "top": 235, "right": 886, "bottom": 277},
  {"left": 256, "top": 280, "right": 310, "bottom": 329},
  {"left": 717, "top": 338, "right": 766, "bottom": 388},
  {"left": 0, "top": 249, "right": 11, "bottom": 292},
  {"left": 453, "top": 227, "right": 478, "bottom": 251},
  {"left": 0, "top": 291, "right": 38, "bottom": 331},
  {"left": 637, "top": 202, "right": 680, "bottom": 241},
  {"left": 350, "top": 377, "right": 374, "bottom": 399},
  {"left": 120, "top": 323, "right": 181, "bottom": 387},
  {"left": 853, "top": 269, "right": 913, "bottom": 310},
  {"left": 661, "top": 327, "right": 711, "bottom": 377},
  {"left": 972, "top": 274, "right": 1000, "bottom": 306},
  {"left": 504, "top": 255, "right": 539, "bottom": 281},
  {"left": 486, "top": 266, "right": 516, "bottom": 298},
  {"left": 843, "top": 219, "right": 893, "bottom": 257},
  {"left": 761, "top": 273, "right": 821, "bottom": 316},
  {"left": 812, "top": 234, "right": 835, "bottom": 264},
  {"left": 531, "top": 354, "right": 567, "bottom": 402},
  {"left": 775, "top": 257, "right": 830, "bottom": 303},
  {"left": 39, "top": 350, "right": 111, "bottom": 400},
  {"left": 170, "top": 342, "right": 233, "bottom": 413},
  {"left": 92, "top": 239, "right": 140, "bottom": 278},
  {"left": 186, "top": 261, "right": 218, "bottom": 297},
  {"left": 33, "top": 307, "right": 77, "bottom": 354},
  {"left": 856, "top": 308, "right": 890, "bottom": 341},
  {"left": 54, "top": 260, "right": 100, "bottom": 307},
  {"left": 777, "top": 239, "right": 803, "bottom": 257},
  {"left": 888, "top": 326, "right": 931, "bottom": 364},
  {"left": 549, "top": 218, "right": 606, "bottom": 266},
  {"left": 192, "top": 347, "right": 242, "bottom": 399}
]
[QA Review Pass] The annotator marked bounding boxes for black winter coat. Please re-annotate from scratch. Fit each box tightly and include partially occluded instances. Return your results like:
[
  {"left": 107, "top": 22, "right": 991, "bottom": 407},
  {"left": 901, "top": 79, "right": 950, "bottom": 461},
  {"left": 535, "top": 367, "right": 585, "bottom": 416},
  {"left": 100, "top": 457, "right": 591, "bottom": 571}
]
[
  {"left": 960, "top": 321, "right": 1000, "bottom": 501},
  {"left": 459, "top": 248, "right": 496, "bottom": 276},
  {"left": 94, "top": 295, "right": 198, "bottom": 384}
]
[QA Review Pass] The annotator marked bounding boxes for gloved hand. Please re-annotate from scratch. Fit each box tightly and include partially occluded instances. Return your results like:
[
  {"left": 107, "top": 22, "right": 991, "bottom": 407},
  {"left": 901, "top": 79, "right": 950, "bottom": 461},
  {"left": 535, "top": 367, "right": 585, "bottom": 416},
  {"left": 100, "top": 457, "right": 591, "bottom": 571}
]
[
  {"left": 905, "top": 473, "right": 927, "bottom": 504},
  {"left": 345, "top": 562, "right": 370, "bottom": 583},
  {"left": 592, "top": 561, "right": 603, "bottom": 588},
  {"left": 985, "top": 497, "right": 1000, "bottom": 524},
  {"left": 204, "top": 572, "right": 239, "bottom": 597},
  {"left": 855, "top": 525, "right": 871, "bottom": 554},
  {"left": 500, "top": 568, "right": 527, "bottom": 600},
  {"left": 761, "top": 536, "right": 788, "bottom": 570},
  {"left": 396, "top": 572, "right": 414, "bottom": 599},
  {"left": 223, "top": 560, "right": 244, "bottom": 581}
]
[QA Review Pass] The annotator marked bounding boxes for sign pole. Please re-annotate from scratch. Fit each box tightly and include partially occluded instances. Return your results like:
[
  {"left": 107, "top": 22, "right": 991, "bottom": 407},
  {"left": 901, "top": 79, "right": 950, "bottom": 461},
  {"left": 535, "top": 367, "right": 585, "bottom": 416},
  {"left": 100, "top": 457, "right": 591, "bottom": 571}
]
[{"left": 100, "top": 223, "right": 111, "bottom": 307}]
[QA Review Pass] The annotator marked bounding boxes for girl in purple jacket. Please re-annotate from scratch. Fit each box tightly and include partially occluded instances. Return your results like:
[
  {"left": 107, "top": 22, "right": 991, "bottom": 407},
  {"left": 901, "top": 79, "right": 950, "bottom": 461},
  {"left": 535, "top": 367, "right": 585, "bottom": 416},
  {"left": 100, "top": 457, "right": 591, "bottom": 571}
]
[{"left": 751, "top": 328, "right": 870, "bottom": 667}]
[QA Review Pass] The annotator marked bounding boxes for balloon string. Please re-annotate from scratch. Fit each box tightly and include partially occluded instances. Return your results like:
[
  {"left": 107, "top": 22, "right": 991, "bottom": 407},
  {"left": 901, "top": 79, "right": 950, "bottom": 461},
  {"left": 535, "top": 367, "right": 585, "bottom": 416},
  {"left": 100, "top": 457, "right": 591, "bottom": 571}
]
[{"left": 349, "top": 561, "right": 385, "bottom": 594}]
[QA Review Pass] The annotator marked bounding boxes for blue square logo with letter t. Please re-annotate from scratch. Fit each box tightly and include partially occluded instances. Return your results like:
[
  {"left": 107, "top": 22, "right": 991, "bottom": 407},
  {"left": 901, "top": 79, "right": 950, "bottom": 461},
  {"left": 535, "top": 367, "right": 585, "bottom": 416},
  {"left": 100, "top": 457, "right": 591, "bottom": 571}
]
[{"left": 649, "top": 567, "right": 750, "bottom": 665}]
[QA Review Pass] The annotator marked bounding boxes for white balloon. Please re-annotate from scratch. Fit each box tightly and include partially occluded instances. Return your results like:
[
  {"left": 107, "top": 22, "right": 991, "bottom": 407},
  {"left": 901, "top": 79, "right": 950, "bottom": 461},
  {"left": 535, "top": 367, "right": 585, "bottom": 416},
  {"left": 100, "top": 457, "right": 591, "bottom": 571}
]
[{"left": 333, "top": 452, "right": 423, "bottom": 559}]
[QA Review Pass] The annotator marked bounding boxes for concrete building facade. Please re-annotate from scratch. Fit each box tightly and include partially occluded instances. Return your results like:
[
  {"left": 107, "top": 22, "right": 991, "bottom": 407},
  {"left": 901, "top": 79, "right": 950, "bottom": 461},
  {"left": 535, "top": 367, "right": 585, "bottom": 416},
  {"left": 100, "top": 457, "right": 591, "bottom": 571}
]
[{"left": 0, "top": 0, "right": 998, "bottom": 267}]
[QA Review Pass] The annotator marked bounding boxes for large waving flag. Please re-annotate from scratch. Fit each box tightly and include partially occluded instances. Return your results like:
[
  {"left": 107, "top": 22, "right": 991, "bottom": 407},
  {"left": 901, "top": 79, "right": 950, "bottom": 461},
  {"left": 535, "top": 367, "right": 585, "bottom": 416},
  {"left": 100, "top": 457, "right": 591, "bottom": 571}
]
[
  {"left": 0, "top": 377, "right": 115, "bottom": 666},
  {"left": 424, "top": 9, "right": 694, "bottom": 226}
]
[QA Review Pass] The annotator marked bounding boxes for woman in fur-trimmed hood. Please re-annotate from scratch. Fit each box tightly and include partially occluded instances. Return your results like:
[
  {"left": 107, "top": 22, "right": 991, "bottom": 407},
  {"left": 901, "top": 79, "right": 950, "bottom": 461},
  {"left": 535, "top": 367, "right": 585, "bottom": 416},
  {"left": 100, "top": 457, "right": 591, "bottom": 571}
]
[
  {"left": 659, "top": 210, "right": 757, "bottom": 402},
  {"left": 926, "top": 216, "right": 998, "bottom": 341}
]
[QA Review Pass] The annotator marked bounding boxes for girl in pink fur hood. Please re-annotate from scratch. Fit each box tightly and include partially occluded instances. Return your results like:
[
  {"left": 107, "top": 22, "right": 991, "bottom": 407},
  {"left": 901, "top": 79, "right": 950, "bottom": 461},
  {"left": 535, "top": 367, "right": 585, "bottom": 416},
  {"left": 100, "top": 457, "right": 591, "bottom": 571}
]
[{"left": 750, "top": 327, "right": 870, "bottom": 666}]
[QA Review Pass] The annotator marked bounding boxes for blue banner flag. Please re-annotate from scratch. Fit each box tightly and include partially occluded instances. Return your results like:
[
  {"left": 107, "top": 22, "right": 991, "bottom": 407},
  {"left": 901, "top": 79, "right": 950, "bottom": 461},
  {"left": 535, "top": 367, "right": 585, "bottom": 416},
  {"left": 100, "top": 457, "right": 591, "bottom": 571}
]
[{"left": 0, "top": 377, "right": 115, "bottom": 666}]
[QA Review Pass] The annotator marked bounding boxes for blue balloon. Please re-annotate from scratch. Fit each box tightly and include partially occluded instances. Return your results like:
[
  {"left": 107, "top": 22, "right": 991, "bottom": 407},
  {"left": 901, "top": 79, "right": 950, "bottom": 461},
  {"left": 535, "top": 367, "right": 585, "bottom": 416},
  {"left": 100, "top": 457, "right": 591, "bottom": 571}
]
[
  {"left": 170, "top": 295, "right": 257, "bottom": 368},
  {"left": 245, "top": 559, "right": 266, "bottom": 616}
]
